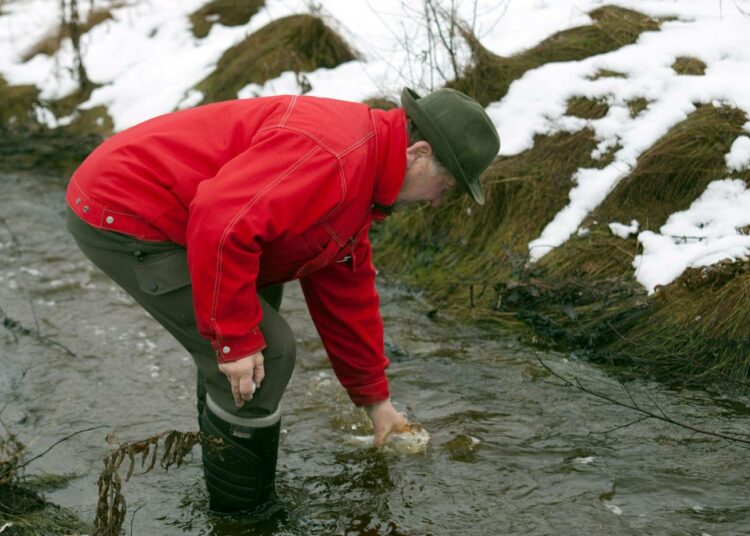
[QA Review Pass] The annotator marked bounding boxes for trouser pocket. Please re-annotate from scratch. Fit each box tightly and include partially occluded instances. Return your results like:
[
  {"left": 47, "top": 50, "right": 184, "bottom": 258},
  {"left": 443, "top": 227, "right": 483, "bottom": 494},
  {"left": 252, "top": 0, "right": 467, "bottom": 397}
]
[{"left": 132, "top": 249, "right": 195, "bottom": 328}]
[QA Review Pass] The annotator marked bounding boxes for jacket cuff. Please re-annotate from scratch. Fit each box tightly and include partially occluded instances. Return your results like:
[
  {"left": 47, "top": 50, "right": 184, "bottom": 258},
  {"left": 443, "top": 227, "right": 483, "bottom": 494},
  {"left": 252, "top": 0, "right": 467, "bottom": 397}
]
[
  {"left": 211, "top": 328, "right": 266, "bottom": 363},
  {"left": 347, "top": 376, "right": 390, "bottom": 407}
]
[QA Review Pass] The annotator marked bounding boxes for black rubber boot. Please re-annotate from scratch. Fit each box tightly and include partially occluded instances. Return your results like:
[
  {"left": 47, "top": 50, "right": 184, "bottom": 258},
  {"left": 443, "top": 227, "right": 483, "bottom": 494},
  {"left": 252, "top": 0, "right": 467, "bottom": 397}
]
[
  {"left": 199, "top": 404, "right": 280, "bottom": 515},
  {"left": 196, "top": 371, "right": 206, "bottom": 425}
]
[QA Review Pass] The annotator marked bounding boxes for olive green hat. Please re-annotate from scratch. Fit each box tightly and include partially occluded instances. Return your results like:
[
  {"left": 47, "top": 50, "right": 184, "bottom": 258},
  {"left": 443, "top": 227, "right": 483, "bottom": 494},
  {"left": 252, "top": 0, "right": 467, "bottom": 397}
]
[{"left": 401, "top": 87, "right": 500, "bottom": 205}]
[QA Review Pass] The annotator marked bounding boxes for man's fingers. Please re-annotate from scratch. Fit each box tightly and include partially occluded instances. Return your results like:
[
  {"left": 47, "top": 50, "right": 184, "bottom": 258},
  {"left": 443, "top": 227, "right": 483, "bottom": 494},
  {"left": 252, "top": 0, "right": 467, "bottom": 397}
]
[
  {"left": 253, "top": 362, "right": 265, "bottom": 389},
  {"left": 238, "top": 374, "right": 256, "bottom": 401},
  {"left": 229, "top": 376, "right": 243, "bottom": 408},
  {"left": 373, "top": 430, "right": 387, "bottom": 448}
]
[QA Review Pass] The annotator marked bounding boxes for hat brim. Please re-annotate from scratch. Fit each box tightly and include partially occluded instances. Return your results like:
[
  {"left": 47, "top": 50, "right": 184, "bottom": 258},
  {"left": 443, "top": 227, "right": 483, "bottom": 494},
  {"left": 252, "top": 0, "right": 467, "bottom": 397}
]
[{"left": 401, "top": 87, "right": 485, "bottom": 205}]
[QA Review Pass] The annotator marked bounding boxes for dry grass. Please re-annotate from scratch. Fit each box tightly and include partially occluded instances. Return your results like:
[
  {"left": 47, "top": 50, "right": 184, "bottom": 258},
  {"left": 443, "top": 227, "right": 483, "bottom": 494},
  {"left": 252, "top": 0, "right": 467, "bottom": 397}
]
[
  {"left": 0, "top": 76, "right": 39, "bottom": 126},
  {"left": 672, "top": 56, "right": 707, "bottom": 76},
  {"left": 21, "top": 5, "right": 115, "bottom": 62},
  {"left": 197, "top": 14, "right": 357, "bottom": 103},
  {"left": 593, "top": 104, "right": 748, "bottom": 230},
  {"left": 94, "top": 430, "right": 213, "bottom": 536},
  {"left": 363, "top": 97, "right": 398, "bottom": 110},
  {"left": 1, "top": 433, "right": 90, "bottom": 535},
  {"left": 589, "top": 69, "right": 627, "bottom": 80},
  {"left": 627, "top": 97, "right": 650, "bottom": 117},
  {"left": 189, "top": 0, "right": 265, "bottom": 39},
  {"left": 449, "top": 5, "right": 660, "bottom": 106},
  {"left": 565, "top": 96, "right": 610, "bottom": 119},
  {"left": 375, "top": 128, "right": 599, "bottom": 312},
  {"left": 609, "top": 261, "right": 750, "bottom": 384}
]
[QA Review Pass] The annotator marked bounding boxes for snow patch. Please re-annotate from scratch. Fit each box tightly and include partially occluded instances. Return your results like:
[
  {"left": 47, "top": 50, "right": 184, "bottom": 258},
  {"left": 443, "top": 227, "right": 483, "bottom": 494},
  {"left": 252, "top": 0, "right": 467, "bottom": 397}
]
[
  {"left": 609, "top": 220, "right": 639, "bottom": 239},
  {"left": 634, "top": 179, "right": 750, "bottom": 293}
]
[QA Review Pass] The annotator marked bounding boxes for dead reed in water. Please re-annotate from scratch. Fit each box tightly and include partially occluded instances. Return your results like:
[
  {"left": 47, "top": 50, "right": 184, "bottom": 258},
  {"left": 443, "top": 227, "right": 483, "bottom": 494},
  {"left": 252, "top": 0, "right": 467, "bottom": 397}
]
[{"left": 94, "top": 430, "right": 220, "bottom": 536}]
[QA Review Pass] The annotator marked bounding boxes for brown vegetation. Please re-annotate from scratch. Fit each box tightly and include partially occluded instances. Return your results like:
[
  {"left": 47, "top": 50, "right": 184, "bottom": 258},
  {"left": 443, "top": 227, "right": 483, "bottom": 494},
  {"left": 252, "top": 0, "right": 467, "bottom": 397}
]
[
  {"left": 196, "top": 14, "right": 357, "bottom": 103},
  {"left": 449, "top": 6, "right": 660, "bottom": 107},
  {"left": 672, "top": 56, "right": 707, "bottom": 76},
  {"left": 189, "top": 0, "right": 265, "bottom": 39},
  {"left": 22, "top": 4, "right": 115, "bottom": 62}
]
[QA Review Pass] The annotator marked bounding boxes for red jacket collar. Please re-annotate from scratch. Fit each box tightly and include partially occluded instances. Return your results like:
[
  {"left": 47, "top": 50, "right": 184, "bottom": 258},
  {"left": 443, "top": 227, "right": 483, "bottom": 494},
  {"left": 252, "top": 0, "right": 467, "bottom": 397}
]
[{"left": 370, "top": 108, "right": 407, "bottom": 218}]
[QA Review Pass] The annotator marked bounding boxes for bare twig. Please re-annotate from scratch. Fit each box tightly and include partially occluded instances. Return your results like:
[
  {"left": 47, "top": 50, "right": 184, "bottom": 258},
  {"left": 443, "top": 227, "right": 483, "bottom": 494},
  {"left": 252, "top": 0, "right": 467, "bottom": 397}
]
[
  {"left": 129, "top": 502, "right": 145, "bottom": 536},
  {"left": 12, "top": 425, "right": 108, "bottom": 474},
  {"left": 536, "top": 355, "right": 750, "bottom": 445},
  {"left": 1, "top": 304, "right": 79, "bottom": 357},
  {"left": 589, "top": 415, "right": 651, "bottom": 435},
  {"left": 0, "top": 216, "right": 20, "bottom": 256}
]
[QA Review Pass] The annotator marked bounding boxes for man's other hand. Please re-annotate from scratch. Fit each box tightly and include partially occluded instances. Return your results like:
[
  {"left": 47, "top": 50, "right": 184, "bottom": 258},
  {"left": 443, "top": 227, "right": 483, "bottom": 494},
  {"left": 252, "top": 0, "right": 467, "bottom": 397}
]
[
  {"left": 218, "top": 352, "right": 265, "bottom": 408},
  {"left": 364, "top": 399, "right": 410, "bottom": 448}
]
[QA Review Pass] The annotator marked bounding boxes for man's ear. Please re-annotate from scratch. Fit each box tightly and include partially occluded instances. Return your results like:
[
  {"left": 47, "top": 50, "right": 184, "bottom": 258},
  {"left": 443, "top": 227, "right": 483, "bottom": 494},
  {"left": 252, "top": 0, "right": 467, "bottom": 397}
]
[{"left": 405, "top": 140, "right": 432, "bottom": 161}]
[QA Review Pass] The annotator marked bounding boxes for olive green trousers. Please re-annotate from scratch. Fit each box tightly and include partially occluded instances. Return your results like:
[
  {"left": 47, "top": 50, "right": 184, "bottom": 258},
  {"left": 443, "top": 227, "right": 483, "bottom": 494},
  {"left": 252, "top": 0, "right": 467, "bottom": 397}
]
[{"left": 65, "top": 207, "right": 296, "bottom": 424}]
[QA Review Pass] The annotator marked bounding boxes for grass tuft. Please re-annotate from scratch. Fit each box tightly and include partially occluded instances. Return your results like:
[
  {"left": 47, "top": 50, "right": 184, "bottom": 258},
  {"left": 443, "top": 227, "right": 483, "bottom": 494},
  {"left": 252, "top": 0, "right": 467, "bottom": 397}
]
[
  {"left": 672, "top": 56, "right": 707, "bottom": 76},
  {"left": 375, "top": 128, "right": 599, "bottom": 312},
  {"left": 197, "top": 14, "right": 357, "bottom": 103},
  {"left": 589, "top": 69, "right": 626, "bottom": 80},
  {"left": 449, "top": 5, "right": 660, "bottom": 106},
  {"left": 189, "top": 0, "right": 265, "bottom": 39},
  {"left": 627, "top": 97, "right": 650, "bottom": 117},
  {"left": 594, "top": 104, "right": 748, "bottom": 230},
  {"left": 1, "top": 434, "right": 90, "bottom": 535},
  {"left": 0, "top": 76, "right": 40, "bottom": 127},
  {"left": 363, "top": 97, "right": 398, "bottom": 111},
  {"left": 565, "top": 96, "right": 610, "bottom": 119}
]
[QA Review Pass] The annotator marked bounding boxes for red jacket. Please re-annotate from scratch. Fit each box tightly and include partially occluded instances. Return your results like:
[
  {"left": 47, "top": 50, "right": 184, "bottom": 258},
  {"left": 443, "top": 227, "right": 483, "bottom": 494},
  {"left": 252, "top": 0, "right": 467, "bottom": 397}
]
[{"left": 66, "top": 95, "right": 408, "bottom": 406}]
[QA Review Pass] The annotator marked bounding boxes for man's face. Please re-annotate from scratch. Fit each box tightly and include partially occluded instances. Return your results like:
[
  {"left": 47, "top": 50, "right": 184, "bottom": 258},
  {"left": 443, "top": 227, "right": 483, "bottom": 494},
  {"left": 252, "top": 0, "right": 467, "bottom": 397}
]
[{"left": 394, "top": 142, "right": 458, "bottom": 210}]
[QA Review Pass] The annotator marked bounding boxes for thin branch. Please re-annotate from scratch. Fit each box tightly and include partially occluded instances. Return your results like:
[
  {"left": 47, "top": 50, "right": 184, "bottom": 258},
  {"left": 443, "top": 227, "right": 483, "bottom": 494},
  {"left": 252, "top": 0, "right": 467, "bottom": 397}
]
[
  {"left": 589, "top": 415, "right": 651, "bottom": 435},
  {"left": 536, "top": 355, "right": 750, "bottom": 445},
  {"left": 1, "top": 304, "right": 79, "bottom": 357},
  {"left": 129, "top": 502, "right": 145, "bottom": 536},
  {"left": 7, "top": 425, "right": 108, "bottom": 475},
  {"left": 0, "top": 216, "right": 20, "bottom": 255}
]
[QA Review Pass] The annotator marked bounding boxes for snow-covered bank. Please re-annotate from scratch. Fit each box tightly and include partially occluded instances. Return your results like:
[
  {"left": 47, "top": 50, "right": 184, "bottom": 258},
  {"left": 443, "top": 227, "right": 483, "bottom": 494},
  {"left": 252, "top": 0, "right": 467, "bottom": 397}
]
[{"left": 1, "top": 0, "right": 750, "bottom": 297}]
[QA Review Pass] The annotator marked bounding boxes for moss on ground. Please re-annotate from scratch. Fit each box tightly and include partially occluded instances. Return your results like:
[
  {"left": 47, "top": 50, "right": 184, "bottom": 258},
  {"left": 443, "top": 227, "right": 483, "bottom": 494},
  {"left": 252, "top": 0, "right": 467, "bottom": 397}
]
[
  {"left": 449, "top": 5, "right": 660, "bottom": 106},
  {"left": 672, "top": 56, "right": 707, "bottom": 76},
  {"left": 21, "top": 5, "right": 115, "bottom": 61},
  {"left": 197, "top": 14, "right": 357, "bottom": 103},
  {"left": 189, "top": 0, "right": 265, "bottom": 38}
]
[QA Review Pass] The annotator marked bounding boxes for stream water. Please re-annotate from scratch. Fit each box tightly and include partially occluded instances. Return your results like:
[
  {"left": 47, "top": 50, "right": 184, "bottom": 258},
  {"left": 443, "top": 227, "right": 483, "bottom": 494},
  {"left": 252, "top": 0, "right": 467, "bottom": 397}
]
[{"left": 1, "top": 172, "right": 749, "bottom": 536}]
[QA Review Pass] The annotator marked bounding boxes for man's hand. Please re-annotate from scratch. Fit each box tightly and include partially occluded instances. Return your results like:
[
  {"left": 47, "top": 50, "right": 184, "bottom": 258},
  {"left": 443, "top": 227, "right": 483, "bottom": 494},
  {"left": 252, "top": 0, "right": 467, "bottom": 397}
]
[
  {"left": 364, "top": 399, "right": 410, "bottom": 448},
  {"left": 218, "top": 351, "right": 265, "bottom": 408}
]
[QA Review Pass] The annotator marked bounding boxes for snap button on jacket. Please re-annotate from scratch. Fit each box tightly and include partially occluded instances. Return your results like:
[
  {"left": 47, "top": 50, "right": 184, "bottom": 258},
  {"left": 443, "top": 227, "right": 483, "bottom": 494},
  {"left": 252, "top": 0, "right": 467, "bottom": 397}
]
[{"left": 66, "top": 95, "right": 408, "bottom": 406}]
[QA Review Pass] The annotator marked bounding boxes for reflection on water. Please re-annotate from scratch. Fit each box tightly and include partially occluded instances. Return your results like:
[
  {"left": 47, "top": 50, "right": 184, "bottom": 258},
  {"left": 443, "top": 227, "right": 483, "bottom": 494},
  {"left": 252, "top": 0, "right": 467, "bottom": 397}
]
[{"left": 2, "top": 173, "right": 749, "bottom": 536}]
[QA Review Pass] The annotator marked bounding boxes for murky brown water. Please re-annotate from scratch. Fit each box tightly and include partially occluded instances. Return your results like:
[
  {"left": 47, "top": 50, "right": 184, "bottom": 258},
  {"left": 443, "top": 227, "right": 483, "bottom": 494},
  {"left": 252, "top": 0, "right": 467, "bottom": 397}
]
[{"left": 2, "top": 172, "right": 749, "bottom": 536}]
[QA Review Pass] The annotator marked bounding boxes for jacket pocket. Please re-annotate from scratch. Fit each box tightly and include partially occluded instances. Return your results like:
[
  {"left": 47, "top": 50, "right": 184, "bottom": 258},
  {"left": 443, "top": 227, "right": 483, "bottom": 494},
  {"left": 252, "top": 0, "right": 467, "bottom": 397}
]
[{"left": 133, "top": 249, "right": 191, "bottom": 296}]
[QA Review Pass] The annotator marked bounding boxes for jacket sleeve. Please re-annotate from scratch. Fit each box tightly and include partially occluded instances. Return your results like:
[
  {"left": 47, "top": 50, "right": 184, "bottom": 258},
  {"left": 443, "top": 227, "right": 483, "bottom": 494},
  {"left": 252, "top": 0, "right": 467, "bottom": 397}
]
[
  {"left": 186, "top": 128, "right": 341, "bottom": 363},
  {"left": 299, "top": 227, "right": 390, "bottom": 406}
]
